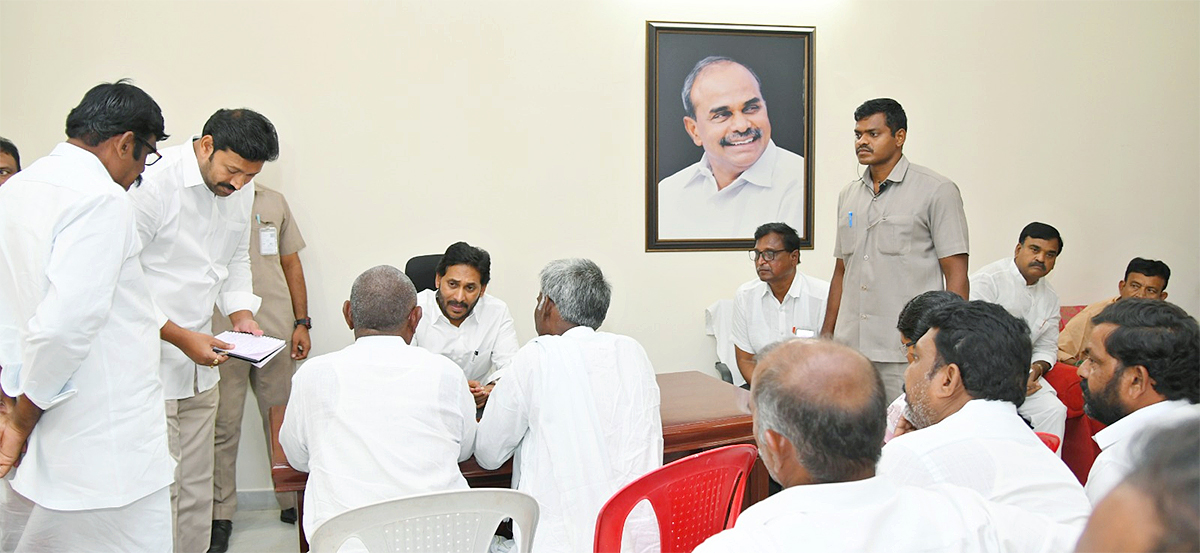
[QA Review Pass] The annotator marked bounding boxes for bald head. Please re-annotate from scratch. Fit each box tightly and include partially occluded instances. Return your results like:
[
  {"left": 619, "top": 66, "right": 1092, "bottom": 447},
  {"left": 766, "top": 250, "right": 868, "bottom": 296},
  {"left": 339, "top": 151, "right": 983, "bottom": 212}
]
[
  {"left": 346, "top": 265, "right": 419, "bottom": 337},
  {"left": 752, "top": 339, "right": 886, "bottom": 485}
]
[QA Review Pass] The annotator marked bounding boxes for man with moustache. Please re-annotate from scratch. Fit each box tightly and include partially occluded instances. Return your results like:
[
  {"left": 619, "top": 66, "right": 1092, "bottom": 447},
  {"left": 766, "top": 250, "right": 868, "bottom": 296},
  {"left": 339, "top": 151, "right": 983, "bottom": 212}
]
[
  {"left": 970, "top": 222, "right": 1069, "bottom": 443},
  {"left": 129, "top": 108, "right": 279, "bottom": 553},
  {"left": 411, "top": 242, "right": 519, "bottom": 409},
  {"left": 1058, "top": 257, "right": 1171, "bottom": 365},
  {"left": 657, "top": 56, "right": 806, "bottom": 239},
  {"left": 1076, "top": 298, "right": 1199, "bottom": 504}
]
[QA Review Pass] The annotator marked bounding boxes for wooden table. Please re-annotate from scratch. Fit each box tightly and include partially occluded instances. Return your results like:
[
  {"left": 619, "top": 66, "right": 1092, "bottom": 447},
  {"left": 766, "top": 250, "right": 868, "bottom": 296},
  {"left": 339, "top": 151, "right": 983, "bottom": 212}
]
[{"left": 270, "top": 370, "right": 766, "bottom": 551}]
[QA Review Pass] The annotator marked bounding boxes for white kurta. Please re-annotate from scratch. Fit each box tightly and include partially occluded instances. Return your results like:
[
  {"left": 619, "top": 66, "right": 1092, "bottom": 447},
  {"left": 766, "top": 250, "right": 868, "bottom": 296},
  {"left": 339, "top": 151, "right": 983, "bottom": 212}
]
[
  {"left": 0, "top": 143, "right": 174, "bottom": 511},
  {"left": 1085, "top": 400, "right": 1197, "bottom": 504},
  {"left": 730, "top": 272, "right": 828, "bottom": 386},
  {"left": 693, "top": 477, "right": 1081, "bottom": 553},
  {"left": 280, "top": 336, "right": 477, "bottom": 540},
  {"left": 878, "top": 400, "right": 1091, "bottom": 527},
  {"left": 128, "top": 137, "right": 260, "bottom": 399},
  {"left": 411, "top": 289, "right": 520, "bottom": 383},
  {"left": 475, "top": 326, "right": 663, "bottom": 553}
]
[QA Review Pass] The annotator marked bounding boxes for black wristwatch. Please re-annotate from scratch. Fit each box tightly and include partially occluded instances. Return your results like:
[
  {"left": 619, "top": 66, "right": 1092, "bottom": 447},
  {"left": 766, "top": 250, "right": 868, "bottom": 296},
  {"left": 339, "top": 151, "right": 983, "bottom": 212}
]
[{"left": 294, "top": 317, "right": 312, "bottom": 329}]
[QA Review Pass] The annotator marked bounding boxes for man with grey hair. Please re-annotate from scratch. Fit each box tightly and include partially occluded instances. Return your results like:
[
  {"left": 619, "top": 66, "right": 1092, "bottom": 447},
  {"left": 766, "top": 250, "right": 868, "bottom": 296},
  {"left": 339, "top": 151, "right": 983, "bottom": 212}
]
[
  {"left": 694, "top": 339, "right": 1080, "bottom": 552},
  {"left": 280, "top": 265, "right": 477, "bottom": 545},
  {"left": 657, "top": 55, "right": 806, "bottom": 239},
  {"left": 476, "top": 259, "right": 663, "bottom": 553}
]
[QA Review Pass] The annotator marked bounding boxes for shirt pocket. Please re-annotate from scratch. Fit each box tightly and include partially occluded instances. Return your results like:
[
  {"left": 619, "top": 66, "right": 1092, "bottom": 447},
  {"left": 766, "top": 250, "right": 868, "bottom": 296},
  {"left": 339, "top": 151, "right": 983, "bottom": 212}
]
[
  {"left": 837, "top": 212, "right": 856, "bottom": 256},
  {"left": 876, "top": 215, "right": 914, "bottom": 256}
]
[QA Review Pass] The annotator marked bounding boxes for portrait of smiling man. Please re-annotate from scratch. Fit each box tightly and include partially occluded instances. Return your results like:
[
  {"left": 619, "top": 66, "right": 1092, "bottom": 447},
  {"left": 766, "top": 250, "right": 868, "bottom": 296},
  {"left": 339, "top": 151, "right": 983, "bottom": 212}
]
[{"left": 657, "top": 55, "right": 807, "bottom": 240}]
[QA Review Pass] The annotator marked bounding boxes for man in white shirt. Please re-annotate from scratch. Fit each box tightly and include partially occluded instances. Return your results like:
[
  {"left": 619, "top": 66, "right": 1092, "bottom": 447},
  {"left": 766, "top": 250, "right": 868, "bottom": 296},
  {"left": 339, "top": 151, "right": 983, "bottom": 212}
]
[
  {"left": 0, "top": 81, "right": 175, "bottom": 551},
  {"left": 732, "top": 222, "right": 827, "bottom": 387},
  {"left": 476, "top": 258, "right": 663, "bottom": 553},
  {"left": 879, "top": 300, "right": 1092, "bottom": 527},
  {"left": 1076, "top": 298, "right": 1199, "bottom": 504},
  {"left": 129, "top": 108, "right": 279, "bottom": 553},
  {"left": 280, "top": 265, "right": 477, "bottom": 545},
  {"left": 657, "top": 56, "right": 806, "bottom": 240},
  {"left": 695, "top": 339, "right": 1080, "bottom": 553},
  {"left": 411, "top": 241, "right": 519, "bottom": 409},
  {"left": 970, "top": 222, "right": 1069, "bottom": 442}
]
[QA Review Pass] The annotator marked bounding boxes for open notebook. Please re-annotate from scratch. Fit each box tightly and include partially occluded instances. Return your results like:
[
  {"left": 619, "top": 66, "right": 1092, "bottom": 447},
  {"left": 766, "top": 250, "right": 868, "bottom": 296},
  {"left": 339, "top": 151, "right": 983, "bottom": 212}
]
[{"left": 213, "top": 331, "right": 287, "bottom": 368}]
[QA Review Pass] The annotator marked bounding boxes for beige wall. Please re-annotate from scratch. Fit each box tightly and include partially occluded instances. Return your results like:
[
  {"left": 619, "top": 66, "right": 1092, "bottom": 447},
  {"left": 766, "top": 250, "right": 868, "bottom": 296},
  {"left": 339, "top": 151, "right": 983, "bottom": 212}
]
[{"left": 3, "top": 0, "right": 1197, "bottom": 501}]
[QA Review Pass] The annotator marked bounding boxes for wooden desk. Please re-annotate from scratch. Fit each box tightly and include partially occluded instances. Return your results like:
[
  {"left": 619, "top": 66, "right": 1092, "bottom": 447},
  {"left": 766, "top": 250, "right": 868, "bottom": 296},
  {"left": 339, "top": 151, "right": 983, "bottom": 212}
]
[{"left": 270, "top": 370, "right": 766, "bottom": 551}]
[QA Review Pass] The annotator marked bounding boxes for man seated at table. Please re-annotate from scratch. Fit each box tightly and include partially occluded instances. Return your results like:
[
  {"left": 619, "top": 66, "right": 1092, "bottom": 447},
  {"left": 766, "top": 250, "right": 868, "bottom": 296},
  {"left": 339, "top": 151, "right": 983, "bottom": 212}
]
[
  {"left": 412, "top": 241, "right": 519, "bottom": 409},
  {"left": 476, "top": 258, "right": 663, "bottom": 553},
  {"left": 279, "top": 265, "right": 477, "bottom": 544},
  {"left": 878, "top": 300, "right": 1092, "bottom": 527},
  {"left": 1076, "top": 298, "right": 1198, "bottom": 504},
  {"left": 1058, "top": 257, "right": 1171, "bottom": 365},
  {"left": 694, "top": 339, "right": 1080, "bottom": 552}
]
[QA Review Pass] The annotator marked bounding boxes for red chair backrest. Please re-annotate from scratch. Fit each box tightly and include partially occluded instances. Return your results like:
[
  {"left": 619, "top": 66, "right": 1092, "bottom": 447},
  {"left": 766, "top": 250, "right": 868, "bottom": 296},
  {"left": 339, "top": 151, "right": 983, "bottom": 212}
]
[
  {"left": 593, "top": 444, "right": 758, "bottom": 553},
  {"left": 1035, "top": 431, "right": 1061, "bottom": 453}
]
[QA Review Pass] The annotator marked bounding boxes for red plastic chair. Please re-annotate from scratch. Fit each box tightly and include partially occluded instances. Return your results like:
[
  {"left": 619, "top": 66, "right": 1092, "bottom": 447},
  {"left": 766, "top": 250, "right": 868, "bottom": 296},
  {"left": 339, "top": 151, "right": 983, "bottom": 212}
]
[
  {"left": 593, "top": 444, "right": 758, "bottom": 553},
  {"left": 1035, "top": 431, "right": 1061, "bottom": 453}
]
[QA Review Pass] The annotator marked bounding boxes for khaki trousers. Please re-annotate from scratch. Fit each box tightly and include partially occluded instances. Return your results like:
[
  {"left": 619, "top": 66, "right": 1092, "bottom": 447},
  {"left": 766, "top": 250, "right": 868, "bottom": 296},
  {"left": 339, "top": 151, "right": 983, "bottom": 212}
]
[
  {"left": 212, "top": 350, "right": 296, "bottom": 520},
  {"left": 875, "top": 361, "right": 907, "bottom": 405},
  {"left": 166, "top": 385, "right": 218, "bottom": 553}
]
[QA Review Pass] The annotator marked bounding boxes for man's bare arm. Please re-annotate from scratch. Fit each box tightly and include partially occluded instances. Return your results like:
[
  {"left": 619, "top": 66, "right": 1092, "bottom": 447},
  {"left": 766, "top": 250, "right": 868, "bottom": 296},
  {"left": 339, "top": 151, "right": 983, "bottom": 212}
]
[
  {"left": 280, "top": 252, "right": 311, "bottom": 360},
  {"left": 820, "top": 258, "right": 846, "bottom": 337},
  {"left": 939, "top": 254, "right": 969, "bottom": 299},
  {"left": 734, "top": 346, "right": 756, "bottom": 386}
]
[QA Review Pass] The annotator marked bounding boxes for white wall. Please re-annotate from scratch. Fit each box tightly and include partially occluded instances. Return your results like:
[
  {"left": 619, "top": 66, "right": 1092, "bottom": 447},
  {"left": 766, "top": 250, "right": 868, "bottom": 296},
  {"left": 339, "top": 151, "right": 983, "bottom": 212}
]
[{"left": 3, "top": 0, "right": 1197, "bottom": 502}]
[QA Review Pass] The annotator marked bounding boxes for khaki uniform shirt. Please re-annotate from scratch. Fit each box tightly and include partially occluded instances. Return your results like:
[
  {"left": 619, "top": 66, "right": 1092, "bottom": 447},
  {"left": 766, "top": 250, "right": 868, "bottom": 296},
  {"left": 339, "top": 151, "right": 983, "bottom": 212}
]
[
  {"left": 213, "top": 184, "right": 306, "bottom": 339},
  {"left": 1057, "top": 297, "right": 1116, "bottom": 364},
  {"left": 833, "top": 157, "right": 969, "bottom": 362}
]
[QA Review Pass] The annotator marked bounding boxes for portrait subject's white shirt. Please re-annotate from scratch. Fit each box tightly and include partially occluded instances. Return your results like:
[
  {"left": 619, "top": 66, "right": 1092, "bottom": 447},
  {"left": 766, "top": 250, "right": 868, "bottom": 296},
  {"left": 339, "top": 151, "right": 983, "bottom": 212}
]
[
  {"left": 411, "top": 289, "right": 520, "bottom": 383},
  {"left": 658, "top": 141, "right": 806, "bottom": 239},
  {"left": 970, "top": 257, "right": 1060, "bottom": 367},
  {"left": 128, "top": 137, "right": 261, "bottom": 399},
  {"left": 1085, "top": 400, "right": 1197, "bottom": 504}
]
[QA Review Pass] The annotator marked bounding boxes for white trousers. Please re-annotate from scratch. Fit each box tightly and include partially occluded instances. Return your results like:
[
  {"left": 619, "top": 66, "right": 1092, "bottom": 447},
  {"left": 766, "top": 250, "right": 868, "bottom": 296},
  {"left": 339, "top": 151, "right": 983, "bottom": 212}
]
[
  {"left": 1018, "top": 377, "right": 1068, "bottom": 456},
  {"left": 0, "top": 481, "right": 171, "bottom": 553}
]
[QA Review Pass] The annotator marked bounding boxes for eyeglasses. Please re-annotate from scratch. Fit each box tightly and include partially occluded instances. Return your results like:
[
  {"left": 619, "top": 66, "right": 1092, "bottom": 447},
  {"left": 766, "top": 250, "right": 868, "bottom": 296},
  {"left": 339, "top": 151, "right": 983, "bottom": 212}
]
[
  {"left": 899, "top": 339, "right": 916, "bottom": 357},
  {"left": 135, "top": 136, "right": 161, "bottom": 166},
  {"left": 748, "top": 249, "right": 789, "bottom": 262}
]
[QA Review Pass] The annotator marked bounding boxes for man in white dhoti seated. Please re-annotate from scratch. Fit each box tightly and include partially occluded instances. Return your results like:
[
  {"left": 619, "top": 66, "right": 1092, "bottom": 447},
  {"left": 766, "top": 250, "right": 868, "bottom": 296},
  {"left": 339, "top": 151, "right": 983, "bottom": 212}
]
[
  {"left": 279, "top": 265, "right": 477, "bottom": 546},
  {"left": 475, "top": 258, "right": 663, "bottom": 553},
  {"left": 878, "top": 300, "right": 1091, "bottom": 527},
  {"left": 694, "top": 339, "right": 1080, "bottom": 553}
]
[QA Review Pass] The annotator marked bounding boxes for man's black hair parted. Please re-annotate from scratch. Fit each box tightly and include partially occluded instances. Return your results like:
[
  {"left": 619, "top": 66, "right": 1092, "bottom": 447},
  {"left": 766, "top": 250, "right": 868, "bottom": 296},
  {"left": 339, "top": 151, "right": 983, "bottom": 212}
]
[
  {"left": 1019, "top": 221, "right": 1063, "bottom": 253},
  {"left": 1091, "top": 299, "right": 1199, "bottom": 404},
  {"left": 436, "top": 242, "right": 492, "bottom": 286},
  {"left": 1125, "top": 257, "right": 1171, "bottom": 289},
  {"left": 896, "top": 290, "right": 966, "bottom": 343},
  {"left": 853, "top": 98, "right": 906, "bottom": 135},
  {"left": 202, "top": 109, "right": 279, "bottom": 163},
  {"left": 754, "top": 222, "right": 801, "bottom": 252},
  {"left": 65, "top": 79, "right": 168, "bottom": 151},
  {"left": 925, "top": 301, "right": 1032, "bottom": 407}
]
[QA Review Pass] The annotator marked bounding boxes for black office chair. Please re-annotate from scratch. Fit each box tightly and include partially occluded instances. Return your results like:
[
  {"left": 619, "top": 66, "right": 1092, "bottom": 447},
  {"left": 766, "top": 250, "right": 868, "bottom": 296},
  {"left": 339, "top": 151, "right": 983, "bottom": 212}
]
[{"left": 404, "top": 254, "right": 442, "bottom": 292}]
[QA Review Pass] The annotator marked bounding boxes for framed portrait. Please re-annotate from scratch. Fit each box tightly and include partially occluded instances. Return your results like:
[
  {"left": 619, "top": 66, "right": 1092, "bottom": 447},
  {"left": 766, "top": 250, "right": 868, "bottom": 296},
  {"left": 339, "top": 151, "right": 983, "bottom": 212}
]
[{"left": 646, "top": 21, "right": 815, "bottom": 252}]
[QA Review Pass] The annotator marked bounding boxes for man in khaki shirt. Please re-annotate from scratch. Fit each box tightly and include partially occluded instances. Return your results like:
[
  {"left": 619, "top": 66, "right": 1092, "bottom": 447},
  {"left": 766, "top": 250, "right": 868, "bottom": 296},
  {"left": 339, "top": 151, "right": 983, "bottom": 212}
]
[
  {"left": 1057, "top": 257, "right": 1170, "bottom": 365},
  {"left": 209, "top": 184, "right": 310, "bottom": 552},
  {"left": 822, "top": 98, "right": 969, "bottom": 402}
]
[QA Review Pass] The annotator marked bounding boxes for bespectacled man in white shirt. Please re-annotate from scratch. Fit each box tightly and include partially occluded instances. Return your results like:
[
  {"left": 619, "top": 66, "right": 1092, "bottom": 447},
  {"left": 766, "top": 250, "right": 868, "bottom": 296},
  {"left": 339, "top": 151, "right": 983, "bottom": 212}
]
[{"left": 411, "top": 241, "right": 519, "bottom": 409}]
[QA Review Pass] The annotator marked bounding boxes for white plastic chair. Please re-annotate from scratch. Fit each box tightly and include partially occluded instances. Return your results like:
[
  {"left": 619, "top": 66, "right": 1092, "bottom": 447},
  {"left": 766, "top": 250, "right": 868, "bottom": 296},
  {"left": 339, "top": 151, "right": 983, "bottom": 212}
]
[{"left": 310, "top": 489, "right": 539, "bottom": 553}]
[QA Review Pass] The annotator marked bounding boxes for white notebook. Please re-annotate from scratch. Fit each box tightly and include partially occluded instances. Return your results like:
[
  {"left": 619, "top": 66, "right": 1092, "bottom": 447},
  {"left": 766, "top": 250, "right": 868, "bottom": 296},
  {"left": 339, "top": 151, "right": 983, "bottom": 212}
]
[{"left": 213, "top": 331, "right": 287, "bottom": 368}]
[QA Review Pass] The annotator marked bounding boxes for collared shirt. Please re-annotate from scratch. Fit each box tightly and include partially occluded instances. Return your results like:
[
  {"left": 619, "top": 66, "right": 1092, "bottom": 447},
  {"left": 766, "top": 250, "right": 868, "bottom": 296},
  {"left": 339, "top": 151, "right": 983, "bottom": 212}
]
[
  {"left": 476, "top": 326, "right": 663, "bottom": 553},
  {"left": 129, "top": 137, "right": 261, "bottom": 400},
  {"left": 693, "top": 477, "right": 1080, "bottom": 553},
  {"left": 833, "top": 156, "right": 969, "bottom": 362},
  {"left": 1058, "top": 297, "right": 1117, "bottom": 364},
  {"left": 658, "top": 141, "right": 806, "bottom": 239},
  {"left": 730, "top": 271, "right": 828, "bottom": 386},
  {"left": 280, "top": 336, "right": 477, "bottom": 541},
  {"left": 970, "top": 257, "right": 1061, "bottom": 366},
  {"left": 878, "top": 400, "right": 1091, "bottom": 527},
  {"left": 0, "top": 143, "right": 174, "bottom": 510},
  {"left": 1085, "top": 399, "right": 1197, "bottom": 504},
  {"left": 411, "top": 289, "right": 519, "bottom": 383}
]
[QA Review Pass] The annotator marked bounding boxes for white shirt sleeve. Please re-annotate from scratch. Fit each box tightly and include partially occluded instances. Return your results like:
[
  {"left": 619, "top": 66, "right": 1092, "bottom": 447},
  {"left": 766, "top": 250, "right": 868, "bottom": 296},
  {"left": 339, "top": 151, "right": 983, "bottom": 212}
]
[
  {"left": 731, "top": 288, "right": 753, "bottom": 353},
  {"left": 486, "top": 310, "right": 520, "bottom": 383},
  {"left": 474, "top": 345, "right": 534, "bottom": 469},
  {"left": 215, "top": 184, "right": 260, "bottom": 317},
  {"left": 280, "top": 364, "right": 324, "bottom": 472},
  {"left": 969, "top": 271, "right": 997, "bottom": 302},
  {"left": 455, "top": 373, "right": 479, "bottom": 463},
  {"left": 1030, "top": 309, "right": 1060, "bottom": 367},
  {"left": 127, "top": 180, "right": 173, "bottom": 328}
]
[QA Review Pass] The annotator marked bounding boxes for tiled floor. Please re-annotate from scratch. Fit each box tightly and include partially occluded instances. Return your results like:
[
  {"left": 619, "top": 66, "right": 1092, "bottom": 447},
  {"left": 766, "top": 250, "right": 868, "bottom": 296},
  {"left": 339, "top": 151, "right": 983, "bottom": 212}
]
[{"left": 227, "top": 509, "right": 301, "bottom": 553}]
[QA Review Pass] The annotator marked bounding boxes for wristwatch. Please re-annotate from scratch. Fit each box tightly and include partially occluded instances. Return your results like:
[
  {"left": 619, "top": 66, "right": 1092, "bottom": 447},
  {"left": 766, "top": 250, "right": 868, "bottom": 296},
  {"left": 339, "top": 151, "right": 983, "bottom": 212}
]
[{"left": 294, "top": 317, "right": 312, "bottom": 329}]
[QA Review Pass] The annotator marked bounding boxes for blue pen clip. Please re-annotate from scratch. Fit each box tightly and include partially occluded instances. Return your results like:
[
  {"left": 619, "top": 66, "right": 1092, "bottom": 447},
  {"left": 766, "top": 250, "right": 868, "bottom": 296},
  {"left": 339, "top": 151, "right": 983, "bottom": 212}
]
[
  {"left": 256, "top": 214, "right": 262, "bottom": 224},
  {"left": 849, "top": 212, "right": 854, "bottom": 228}
]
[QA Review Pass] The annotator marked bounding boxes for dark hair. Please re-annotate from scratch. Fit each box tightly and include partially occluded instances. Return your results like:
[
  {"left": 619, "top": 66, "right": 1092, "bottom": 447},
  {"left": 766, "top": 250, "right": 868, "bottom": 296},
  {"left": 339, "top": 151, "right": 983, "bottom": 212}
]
[
  {"left": 754, "top": 222, "right": 800, "bottom": 252},
  {"left": 853, "top": 98, "right": 906, "bottom": 135},
  {"left": 0, "top": 136, "right": 19, "bottom": 170},
  {"left": 925, "top": 301, "right": 1032, "bottom": 406},
  {"left": 1128, "top": 415, "right": 1200, "bottom": 552},
  {"left": 753, "top": 349, "right": 887, "bottom": 484},
  {"left": 1091, "top": 299, "right": 1199, "bottom": 403},
  {"left": 1125, "top": 257, "right": 1171, "bottom": 290},
  {"left": 64, "top": 79, "right": 168, "bottom": 151},
  {"left": 896, "top": 290, "right": 966, "bottom": 343},
  {"left": 1018, "top": 221, "right": 1063, "bottom": 253},
  {"left": 681, "top": 56, "right": 762, "bottom": 118},
  {"left": 436, "top": 242, "right": 491, "bottom": 286},
  {"left": 202, "top": 109, "right": 279, "bottom": 162}
]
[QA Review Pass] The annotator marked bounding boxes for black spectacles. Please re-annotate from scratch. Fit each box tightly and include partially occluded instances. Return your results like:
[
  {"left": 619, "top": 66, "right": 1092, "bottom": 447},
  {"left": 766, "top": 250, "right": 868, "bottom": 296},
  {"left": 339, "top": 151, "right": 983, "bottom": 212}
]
[
  {"left": 135, "top": 136, "right": 161, "bottom": 166},
  {"left": 748, "top": 249, "right": 789, "bottom": 262}
]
